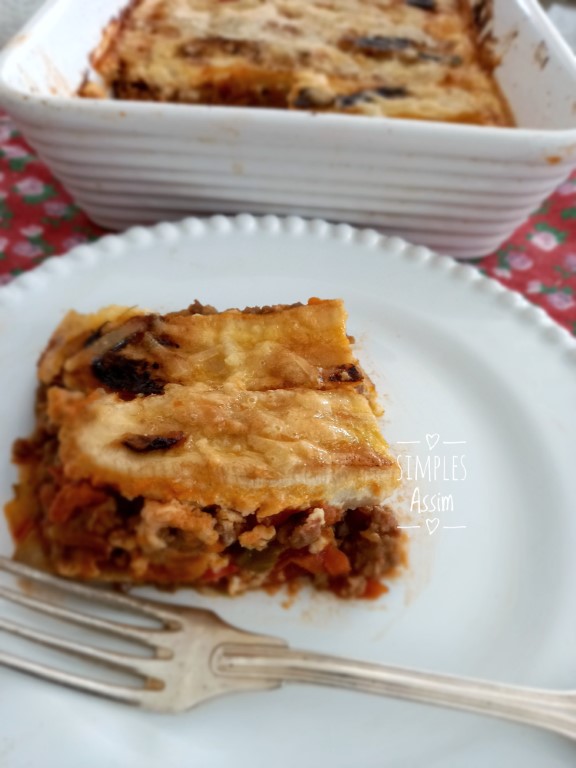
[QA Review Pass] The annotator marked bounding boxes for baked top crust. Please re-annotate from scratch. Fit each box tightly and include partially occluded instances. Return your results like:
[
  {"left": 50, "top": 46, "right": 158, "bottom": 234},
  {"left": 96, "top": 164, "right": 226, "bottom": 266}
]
[
  {"left": 48, "top": 383, "right": 400, "bottom": 516},
  {"left": 82, "top": 0, "right": 512, "bottom": 126},
  {"left": 39, "top": 299, "right": 370, "bottom": 397}
]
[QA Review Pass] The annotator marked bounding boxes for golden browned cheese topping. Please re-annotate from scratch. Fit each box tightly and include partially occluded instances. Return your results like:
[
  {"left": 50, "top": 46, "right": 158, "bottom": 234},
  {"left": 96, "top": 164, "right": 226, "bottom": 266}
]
[
  {"left": 83, "top": 0, "right": 512, "bottom": 126},
  {"left": 38, "top": 299, "right": 369, "bottom": 397},
  {"left": 48, "top": 384, "right": 400, "bottom": 516},
  {"left": 5, "top": 297, "right": 405, "bottom": 597}
]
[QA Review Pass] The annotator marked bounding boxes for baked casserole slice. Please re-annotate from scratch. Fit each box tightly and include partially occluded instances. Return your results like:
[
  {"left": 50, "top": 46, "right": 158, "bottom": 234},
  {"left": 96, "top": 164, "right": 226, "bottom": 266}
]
[
  {"left": 5, "top": 299, "right": 404, "bottom": 598},
  {"left": 80, "top": 0, "right": 512, "bottom": 126}
]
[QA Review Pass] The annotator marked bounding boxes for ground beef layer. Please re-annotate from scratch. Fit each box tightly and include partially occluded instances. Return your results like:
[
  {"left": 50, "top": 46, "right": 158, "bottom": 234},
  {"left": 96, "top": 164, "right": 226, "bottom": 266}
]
[{"left": 7, "top": 413, "right": 403, "bottom": 599}]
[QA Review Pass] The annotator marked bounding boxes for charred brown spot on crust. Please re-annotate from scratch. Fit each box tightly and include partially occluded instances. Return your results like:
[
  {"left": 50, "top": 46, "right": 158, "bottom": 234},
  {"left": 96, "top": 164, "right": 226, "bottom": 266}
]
[
  {"left": 83, "top": 326, "right": 105, "bottom": 348},
  {"left": 128, "top": 79, "right": 153, "bottom": 93},
  {"left": 419, "top": 51, "right": 462, "bottom": 67},
  {"left": 374, "top": 85, "right": 410, "bottom": 98},
  {"left": 339, "top": 35, "right": 460, "bottom": 67},
  {"left": 180, "top": 300, "right": 305, "bottom": 317},
  {"left": 293, "top": 89, "right": 317, "bottom": 109},
  {"left": 114, "top": 493, "right": 144, "bottom": 518},
  {"left": 89, "top": 316, "right": 166, "bottom": 396},
  {"left": 340, "top": 35, "right": 415, "bottom": 56},
  {"left": 328, "top": 364, "right": 363, "bottom": 382},
  {"left": 293, "top": 88, "right": 335, "bottom": 109},
  {"left": 122, "top": 431, "right": 185, "bottom": 452},
  {"left": 406, "top": 0, "right": 436, "bottom": 11},
  {"left": 473, "top": 0, "right": 492, "bottom": 32},
  {"left": 92, "top": 353, "right": 165, "bottom": 396},
  {"left": 112, "top": 68, "right": 162, "bottom": 100},
  {"left": 336, "top": 86, "right": 409, "bottom": 107},
  {"left": 155, "top": 334, "right": 180, "bottom": 349},
  {"left": 240, "top": 302, "right": 304, "bottom": 315},
  {"left": 179, "top": 37, "right": 263, "bottom": 64}
]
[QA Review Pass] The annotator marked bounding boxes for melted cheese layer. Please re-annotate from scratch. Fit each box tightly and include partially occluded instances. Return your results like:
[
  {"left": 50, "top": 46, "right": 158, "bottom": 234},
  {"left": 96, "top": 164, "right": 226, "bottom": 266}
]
[
  {"left": 85, "top": 0, "right": 512, "bottom": 126},
  {"left": 48, "top": 384, "right": 400, "bottom": 516},
  {"left": 39, "top": 299, "right": 372, "bottom": 398}
]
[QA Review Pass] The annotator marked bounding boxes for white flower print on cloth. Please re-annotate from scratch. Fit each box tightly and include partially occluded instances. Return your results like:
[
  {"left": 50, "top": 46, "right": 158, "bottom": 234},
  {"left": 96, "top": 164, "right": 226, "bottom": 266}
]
[
  {"left": 508, "top": 252, "right": 534, "bottom": 271},
  {"left": 21, "top": 224, "right": 43, "bottom": 238},
  {"left": 526, "top": 280, "right": 543, "bottom": 295},
  {"left": 62, "top": 235, "right": 87, "bottom": 250},
  {"left": 13, "top": 241, "right": 44, "bottom": 258},
  {"left": 44, "top": 200, "right": 72, "bottom": 218},
  {"left": 3, "top": 144, "right": 29, "bottom": 159},
  {"left": 557, "top": 181, "right": 576, "bottom": 197},
  {"left": 15, "top": 177, "right": 45, "bottom": 197},
  {"left": 493, "top": 267, "right": 512, "bottom": 280},
  {"left": 564, "top": 253, "right": 576, "bottom": 273},
  {"left": 529, "top": 224, "right": 567, "bottom": 252},
  {"left": 546, "top": 292, "right": 575, "bottom": 312},
  {"left": 0, "top": 126, "right": 13, "bottom": 144},
  {"left": 530, "top": 231, "right": 560, "bottom": 251},
  {"left": 13, "top": 176, "right": 54, "bottom": 203}
]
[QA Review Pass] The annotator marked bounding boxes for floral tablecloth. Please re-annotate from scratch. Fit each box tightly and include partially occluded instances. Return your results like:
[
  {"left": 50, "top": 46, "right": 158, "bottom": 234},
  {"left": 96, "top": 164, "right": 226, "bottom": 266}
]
[{"left": 1, "top": 109, "right": 575, "bottom": 336}]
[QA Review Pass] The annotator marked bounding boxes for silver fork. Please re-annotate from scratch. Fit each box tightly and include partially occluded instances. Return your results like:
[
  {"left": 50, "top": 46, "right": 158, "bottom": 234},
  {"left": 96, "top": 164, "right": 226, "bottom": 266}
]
[{"left": 1, "top": 556, "right": 575, "bottom": 739}]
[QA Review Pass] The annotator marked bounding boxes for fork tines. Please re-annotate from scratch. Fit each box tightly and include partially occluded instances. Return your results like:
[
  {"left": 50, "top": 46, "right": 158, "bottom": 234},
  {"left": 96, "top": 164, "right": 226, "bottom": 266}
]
[
  {"left": 0, "top": 556, "right": 176, "bottom": 705},
  {"left": 0, "top": 556, "right": 285, "bottom": 711}
]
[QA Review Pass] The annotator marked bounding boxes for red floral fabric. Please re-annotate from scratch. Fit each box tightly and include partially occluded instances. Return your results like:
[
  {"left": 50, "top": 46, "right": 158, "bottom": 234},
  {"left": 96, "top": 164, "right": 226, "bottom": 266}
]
[
  {"left": 0, "top": 112, "right": 102, "bottom": 284},
  {"left": 1, "top": 110, "right": 575, "bottom": 336},
  {"left": 476, "top": 180, "right": 576, "bottom": 335}
]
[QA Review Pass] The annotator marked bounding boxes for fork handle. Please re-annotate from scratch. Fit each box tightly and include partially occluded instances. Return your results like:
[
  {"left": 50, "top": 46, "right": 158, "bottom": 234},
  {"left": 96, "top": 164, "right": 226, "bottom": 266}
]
[{"left": 216, "top": 645, "right": 576, "bottom": 740}]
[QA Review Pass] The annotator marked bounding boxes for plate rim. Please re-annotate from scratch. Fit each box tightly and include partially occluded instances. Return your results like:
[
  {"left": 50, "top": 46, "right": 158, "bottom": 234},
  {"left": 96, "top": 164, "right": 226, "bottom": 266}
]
[{"left": 1, "top": 213, "right": 575, "bottom": 357}]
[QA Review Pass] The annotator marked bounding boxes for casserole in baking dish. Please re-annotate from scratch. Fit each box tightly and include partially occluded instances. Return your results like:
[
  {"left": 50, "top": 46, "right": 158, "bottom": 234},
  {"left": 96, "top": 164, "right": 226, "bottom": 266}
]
[
  {"left": 80, "top": 0, "right": 512, "bottom": 127},
  {"left": 0, "top": 0, "right": 575, "bottom": 257}
]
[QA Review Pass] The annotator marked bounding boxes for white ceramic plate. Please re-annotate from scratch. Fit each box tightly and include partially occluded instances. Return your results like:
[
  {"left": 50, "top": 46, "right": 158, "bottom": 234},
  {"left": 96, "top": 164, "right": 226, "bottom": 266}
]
[{"left": 0, "top": 216, "right": 575, "bottom": 767}]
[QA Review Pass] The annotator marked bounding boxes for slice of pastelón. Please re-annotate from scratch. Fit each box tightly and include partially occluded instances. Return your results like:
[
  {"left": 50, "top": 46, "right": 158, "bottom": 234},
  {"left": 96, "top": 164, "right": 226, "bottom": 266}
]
[{"left": 6, "top": 299, "right": 403, "bottom": 598}]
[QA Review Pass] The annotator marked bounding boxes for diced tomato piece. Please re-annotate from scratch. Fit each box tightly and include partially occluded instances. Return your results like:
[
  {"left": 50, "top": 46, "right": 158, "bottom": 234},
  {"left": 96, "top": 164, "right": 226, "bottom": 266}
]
[
  {"left": 321, "top": 546, "right": 351, "bottom": 577},
  {"left": 285, "top": 553, "right": 325, "bottom": 575},
  {"left": 362, "top": 579, "right": 389, "bottom": 600},
  {"left": 279, "top": 546, "right": 351, "bottom": 578}
]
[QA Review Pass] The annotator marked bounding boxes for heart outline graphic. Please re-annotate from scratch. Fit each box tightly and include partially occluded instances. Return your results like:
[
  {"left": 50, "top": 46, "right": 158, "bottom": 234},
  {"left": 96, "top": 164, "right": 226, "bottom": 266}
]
[
  {"left": 426, "top": 518, "right": 440, "bottom": 535},
  {"left": 426, "top": 433, "right": 440, "bottom": 450}
]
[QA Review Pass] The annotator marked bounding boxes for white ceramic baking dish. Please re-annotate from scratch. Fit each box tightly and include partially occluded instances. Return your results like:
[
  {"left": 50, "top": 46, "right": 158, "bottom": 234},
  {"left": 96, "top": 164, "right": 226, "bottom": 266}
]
[{"left": 1, "top": 0, "right": 576, "bottom": 258}]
